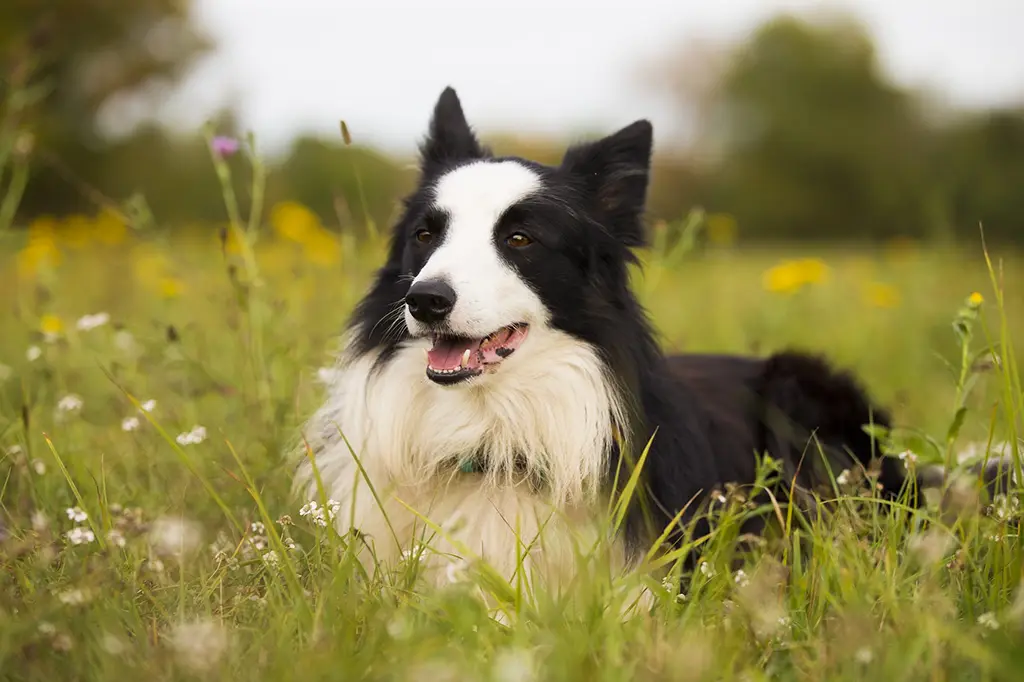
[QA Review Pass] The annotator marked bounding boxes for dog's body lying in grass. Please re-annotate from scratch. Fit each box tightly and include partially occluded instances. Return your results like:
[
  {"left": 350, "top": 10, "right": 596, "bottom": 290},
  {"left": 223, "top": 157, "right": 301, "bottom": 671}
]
[{"left": 293, "top": 87, "right": 1009, "bottom": 596}]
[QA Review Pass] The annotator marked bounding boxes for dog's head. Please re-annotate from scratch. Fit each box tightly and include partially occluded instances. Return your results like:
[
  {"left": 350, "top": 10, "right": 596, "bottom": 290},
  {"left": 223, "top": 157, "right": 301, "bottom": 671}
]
[{"left": 353, "top": 87, "right": 654, "bottom": 386}]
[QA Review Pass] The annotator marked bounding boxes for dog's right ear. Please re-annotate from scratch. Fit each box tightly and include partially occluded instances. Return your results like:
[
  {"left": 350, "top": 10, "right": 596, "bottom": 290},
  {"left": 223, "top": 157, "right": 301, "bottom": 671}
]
[{"left": 418, "top": 87, "right": 487, "bottom": 171}]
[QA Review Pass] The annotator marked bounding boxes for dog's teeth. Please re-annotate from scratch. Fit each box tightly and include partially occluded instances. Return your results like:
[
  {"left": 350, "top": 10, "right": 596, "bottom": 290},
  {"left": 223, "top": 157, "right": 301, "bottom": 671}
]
[{"left": 461, "top": 349, "right": 470, "bottom": 368}]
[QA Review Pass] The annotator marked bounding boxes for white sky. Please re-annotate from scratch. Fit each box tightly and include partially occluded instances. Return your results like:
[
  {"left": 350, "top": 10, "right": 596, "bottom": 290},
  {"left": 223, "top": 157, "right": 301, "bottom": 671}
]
[{"left": 155, "top": 0, "right": 1024, "bottom": 155}]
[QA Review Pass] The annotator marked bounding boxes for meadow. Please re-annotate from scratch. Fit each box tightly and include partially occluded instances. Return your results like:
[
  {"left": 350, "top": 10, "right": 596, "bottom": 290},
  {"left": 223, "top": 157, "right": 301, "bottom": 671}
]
[{"left": 2, "top": 180, "right": 1024, "bottom": 680}]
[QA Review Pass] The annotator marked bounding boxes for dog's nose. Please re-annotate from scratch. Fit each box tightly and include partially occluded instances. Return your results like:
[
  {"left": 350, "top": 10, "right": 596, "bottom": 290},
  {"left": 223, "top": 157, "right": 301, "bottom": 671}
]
[{"left": 405, "top": 279, "right": 457, "bottom": 324}]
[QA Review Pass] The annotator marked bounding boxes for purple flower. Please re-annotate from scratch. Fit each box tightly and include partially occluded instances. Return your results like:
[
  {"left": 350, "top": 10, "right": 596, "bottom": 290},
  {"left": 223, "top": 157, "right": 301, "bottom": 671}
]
[{"left": 210, "top": 136, "right": 240, "bottom": 157}]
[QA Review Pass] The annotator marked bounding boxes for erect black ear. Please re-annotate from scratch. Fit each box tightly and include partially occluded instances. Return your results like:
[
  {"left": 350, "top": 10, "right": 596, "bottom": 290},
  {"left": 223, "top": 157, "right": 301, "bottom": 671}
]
[
  {"left": 418, "top": 87, "right": 488, "bottom": 171},
  {"left": 559, "top": 120, "right": 653, "bottom": 247}
]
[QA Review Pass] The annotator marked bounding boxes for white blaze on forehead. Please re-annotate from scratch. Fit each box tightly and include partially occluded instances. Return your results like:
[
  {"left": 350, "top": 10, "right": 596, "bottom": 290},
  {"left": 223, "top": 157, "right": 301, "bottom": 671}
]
[
  {"left": 432, "top": 160, "right": 542, "bottom": 221},
  {"left": 409, "top": 160, "right": 549, "bottom": 337}
]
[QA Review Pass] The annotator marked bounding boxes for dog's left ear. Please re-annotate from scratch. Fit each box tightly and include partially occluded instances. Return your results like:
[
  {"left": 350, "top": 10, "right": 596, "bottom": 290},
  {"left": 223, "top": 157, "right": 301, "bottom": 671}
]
[
  {"left": 419, "top": 86, "right": 488, "bottom": 171},
  {"left": 560, "top": 120, "right": 653, "bottom": 247}
]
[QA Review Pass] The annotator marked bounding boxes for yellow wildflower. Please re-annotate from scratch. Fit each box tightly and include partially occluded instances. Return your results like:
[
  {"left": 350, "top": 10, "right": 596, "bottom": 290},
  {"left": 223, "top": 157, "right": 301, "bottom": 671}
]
[
  {"left": 60, "top": 214, "right": 93, "bottom": 249},
  {"left": 863, "top": 282, "right": 901, "bottom": 309},
  {"left": 762, "top": 257, "right": 829, "bottom": 295},
  {"left": 302, "top": 227, "right": 341, "bottom": 267},
  {"left": 968, "top": 292, "right": 984, "bottom": 307},
  {"left": 159, "top": 277, "right": 185, "bottom": 299},
  {"left": 271, "top": 201, "right": 320, "bottom": 244},
  {"left": 40, "top": 314, "right": 63, "bottom": 337},
  {"left": 706, "top": 213, "right": 738, "bottom": 247},
  {"left": 92, "top": 209, "right": 128, "bottom": 246},
  {"left": 17, "top": 217, "right": 63, "bottom": 279}
]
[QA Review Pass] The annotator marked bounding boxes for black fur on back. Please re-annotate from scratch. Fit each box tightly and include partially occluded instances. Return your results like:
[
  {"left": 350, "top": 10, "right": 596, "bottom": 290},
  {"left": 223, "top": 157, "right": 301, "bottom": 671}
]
[{"left": 344, "top": 86, "right": 911, "bottom": 567}]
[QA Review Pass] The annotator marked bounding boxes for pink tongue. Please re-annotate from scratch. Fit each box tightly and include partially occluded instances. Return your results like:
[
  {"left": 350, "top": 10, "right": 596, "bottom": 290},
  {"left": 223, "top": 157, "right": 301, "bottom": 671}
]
[{"left": 427, "top": 337, "right": 482, "bottom": 371}]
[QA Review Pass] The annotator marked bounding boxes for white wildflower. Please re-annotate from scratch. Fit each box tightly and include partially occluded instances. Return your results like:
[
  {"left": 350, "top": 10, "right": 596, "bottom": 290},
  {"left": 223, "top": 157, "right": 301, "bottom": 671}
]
[
  {"left": 298, "top": 499, "right": 341, "bottom": 528},
  {"left": 401, "top": 544, "right": 427, "bottom": 563},
  {"left": 107, "top": 529, "right": 126, "bottom": 548},
  {"left": 66, "top": 527, "right": 95, "bottom": 545},
  {"left": 175, "top": 425, "right": 207, "bottom": 446},
  {"left": 26, "top": 345, "right": 42, "bottom": 362},
  {"left": 58, "top": 588, "right": 94, "bottom": 605},
  {"left": 166, "top": 618, "right": 230, "bottom": 673},
  {"left": 149, "top": 516, "right": 202, "bottom": 560},
  {"left": 993, "top": 494, "right": 1020, "bottom": 521},
  {"left": 250, "top": 521, "right": 265, "bottom": 535},
  {"left": 57, "top": 394, "right": 84, "bottom": 413},
  {"left": 699, "top": 560, "right": 715, "bottom": 578},
  {"left": 139, "top": 399, "right": 156, "bottom": 413},
  {"left": 854, "top": 647, "right": 874, "bottom": 664},
  {"left": 38, "top": 621, "right": 56, "bottom": 636},
  {"left": 121, "top": 416, "right": 140, "bottom": 432},
  {"left": 75, "top": 312, "right": 110, "bottom": 332},
  {"left": 0, "top": 363, "right": 11, "bottom": 382},
  {"left": 101, "top": 632, "right": 128, "bottom": 655},
  {"left": 65, "top": 507, "right": 88, "bottom": 523},
  {"left": 897, "top": 450, "right": 918, "bottom": 465},
  {"left": 31, "top": 459, "right": 46, "bottom": 475},
  {"left": 262, "top": 550, "right": 279, "bottom": 566},
  {"left": 6, "top": 444, "right": 23, "bottom": 456},
  {"left": 493, "top": 647, "right": 536, "bottom": 682},
  {"left": 733, "top": 569, "right": 750, "bottom": 588},
  {"left": 836, "top": 469, "right": 850, "bottom": 486},
  {"left": 31, "top": 510, "right": 48, "bottom": 532},
  {"left": 114, "top": 330, "right": 137, "bottom": 353},
  {"left": 978, "top": 612, "right": 999, "bottom": 630}
]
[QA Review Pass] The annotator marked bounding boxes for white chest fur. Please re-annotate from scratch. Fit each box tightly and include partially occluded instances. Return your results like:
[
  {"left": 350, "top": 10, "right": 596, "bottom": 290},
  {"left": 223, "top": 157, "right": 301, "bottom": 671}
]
[{"left": 294, "top": 326, "right": 632, "bottom": 591}]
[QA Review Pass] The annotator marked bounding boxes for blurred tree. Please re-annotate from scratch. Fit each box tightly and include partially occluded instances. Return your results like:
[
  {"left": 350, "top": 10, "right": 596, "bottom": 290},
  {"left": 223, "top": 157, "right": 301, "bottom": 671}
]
[
  {"left": 645, "top": 13, "right": 937, "bottom": 242},
  {"left": 1, "top": 0, "right": 214, "bottom": 217}
]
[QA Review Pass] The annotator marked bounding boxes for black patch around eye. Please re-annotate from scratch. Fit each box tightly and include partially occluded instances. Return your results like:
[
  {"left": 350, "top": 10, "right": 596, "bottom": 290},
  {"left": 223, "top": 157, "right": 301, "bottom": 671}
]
[{"left": 423, "top": 207, "right": 449, "bottom": 235}]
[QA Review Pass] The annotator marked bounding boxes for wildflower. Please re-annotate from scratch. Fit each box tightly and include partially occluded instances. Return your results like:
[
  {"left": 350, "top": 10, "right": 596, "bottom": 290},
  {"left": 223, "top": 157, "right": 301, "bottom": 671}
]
[
  {"left": 26, "top": 345, "right": 42, "bottom": 362},
  {"left": 897, "top": 450, "right": 918, "bottom": 465},
  {"left": 271, "top": 201, "right": 320, "bottom": 244},
  {"left": 75, "top": 312, "right": 110, "bottom": 332},
  {"left": 250, "top": 521, "right": 265, "bottom": 535},
  {"left": 0, "top": 363, "right": 10, "bottom": 382},
  {"left": 401, "top": 545, "right": 428, "bottom": 563},
  {"left": 166, "top": 618, "right": 230, "bottom": 673},
  {"left": 57, "top": 394, "right": 83, "bottom": 413},
  {"left": 445, "top": 558, "right": 469, "bottom": 584},
  {"left": 140, "top": 399, "right": 157, "bottom": 413},
  {"left": 492, "top": 647, "right": 536, "bottom": 682},
  {"left": 159, "top": 277, "right": 184, "bottom": 299},
  {"left": 299, "top": 499, "right": 341, "bottom": 527},
  {"left": 978, "top": 612, "right": 999, "bottom": 630},
  {"left": 836, "top": 469, "right": 851, "bottom": 486},
  {"left": 762, "top": 258, "right": 829, "bottom": 296},
  {"left": 968, "top": 292, "right": 984, "bottom": 308},
  {"left": 733, "top": 569, "right": 750, "bottom": 588},
  {"left": 854, "top": 647, "right": 874, "bottom": 665},
  {"left": 107, "top": 529, "right": 126, "bottom": 548},
  {"left": 66, "top": 527, "right": 95, "bottom": 545},
  {"left": 262, "top": 550, "right": 280, "bottom": 566},
  {"left": 38, "top": 621, "right": 56, "bottom": 636},
  {"left": 175, "top": 426, "right": 207, "bottom": 446},
  {"left": 7, "top": 444, "right": 23, "bottom": 456},
  {"left": 31, "top": 510, "right": 48, "bottom": 532},
  {"left": 57, "top": 588, "right": 94, "bottom": 605},
  {"left": 121, "top": 417, "right": 140, "bottom": 432},
  {"left": 210, "top": 135, "right": 240, "bottom": 157},
  {"left": 698, "top": 561, "right": 715, "bottom": 578},
  {"left": 66, "top": 507, "right": 88, "bottom": 523},
  {"left": 40, "top": 314, "right": 63, "bottom": 342},
  {"left": 113, "top": 330, "right": 137, "bottom": 353},
  {"left": 31, "top": 459, "right": 46, "bottom": 475},
  {"left": 863, "top": 282, "right": 901, "bottom": 309},
  {"left": 149, "top": 516, "right": 202, "bottom": 559}
]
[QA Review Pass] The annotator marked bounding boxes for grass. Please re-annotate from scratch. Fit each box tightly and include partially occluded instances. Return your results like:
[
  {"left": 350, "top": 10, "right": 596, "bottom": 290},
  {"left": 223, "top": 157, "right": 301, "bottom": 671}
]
[{"left": 2, "top": 149, "right": 1024, "bottom": 680}]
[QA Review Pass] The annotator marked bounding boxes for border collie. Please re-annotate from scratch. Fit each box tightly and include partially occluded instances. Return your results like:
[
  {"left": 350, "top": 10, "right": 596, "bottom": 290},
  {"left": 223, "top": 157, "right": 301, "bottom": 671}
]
[{"left": 293, "top": 87, "right": 982, "bottom": 596}]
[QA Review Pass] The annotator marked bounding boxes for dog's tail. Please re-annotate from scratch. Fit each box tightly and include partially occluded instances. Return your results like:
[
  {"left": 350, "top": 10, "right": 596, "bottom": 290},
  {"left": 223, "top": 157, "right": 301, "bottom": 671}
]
[{"left": 757, "top": 350, "right": 1018, "bottom": 506}]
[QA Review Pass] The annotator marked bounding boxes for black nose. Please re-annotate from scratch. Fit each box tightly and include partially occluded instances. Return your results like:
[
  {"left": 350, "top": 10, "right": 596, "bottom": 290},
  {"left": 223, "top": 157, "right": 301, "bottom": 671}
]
[{"left": 405, "top": 279, "right": 457, "bottom": 324}]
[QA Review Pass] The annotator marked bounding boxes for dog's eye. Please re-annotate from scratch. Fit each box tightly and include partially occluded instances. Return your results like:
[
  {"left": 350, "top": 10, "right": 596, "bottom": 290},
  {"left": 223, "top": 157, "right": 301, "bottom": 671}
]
[
  {"left": 506, "top": 233, "right": 532, "bottom": 248},
  {"left": 414, "top": 229, "right": 433, "bottom": 244}
]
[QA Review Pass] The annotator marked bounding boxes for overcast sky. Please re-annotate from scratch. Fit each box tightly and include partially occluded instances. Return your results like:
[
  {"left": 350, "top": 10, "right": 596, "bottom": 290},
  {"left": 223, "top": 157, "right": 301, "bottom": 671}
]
[{"left": 156, "top": 0, "right": 1024, "bottom": 155}]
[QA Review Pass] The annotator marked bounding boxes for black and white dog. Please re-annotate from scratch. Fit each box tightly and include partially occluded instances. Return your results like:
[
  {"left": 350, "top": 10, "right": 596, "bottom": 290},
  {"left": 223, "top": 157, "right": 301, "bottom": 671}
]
[{"left": 293, "top": 87, "right": 917, "bottom": 592}]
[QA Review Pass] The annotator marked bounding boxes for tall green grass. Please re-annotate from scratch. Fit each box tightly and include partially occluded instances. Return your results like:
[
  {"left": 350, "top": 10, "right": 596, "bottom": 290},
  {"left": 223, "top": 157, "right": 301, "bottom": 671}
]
[{"left": 1, "top": 131, "right": 1024, "bottom": 681}]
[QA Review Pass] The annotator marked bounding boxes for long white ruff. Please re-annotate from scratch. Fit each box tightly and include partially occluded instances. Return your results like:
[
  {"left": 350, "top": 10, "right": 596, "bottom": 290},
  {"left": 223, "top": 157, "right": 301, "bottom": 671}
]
[{"left": 292, "top": 324, "right": 641, "bottom": 595}]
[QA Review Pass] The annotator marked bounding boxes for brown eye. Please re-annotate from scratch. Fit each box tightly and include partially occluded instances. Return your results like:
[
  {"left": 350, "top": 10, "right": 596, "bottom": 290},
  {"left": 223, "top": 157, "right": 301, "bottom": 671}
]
[
  {"left": 506, "top": 232, "right": 532, "bottom": 248},
  {"left": 415, "top": 229, "right": 433, "bottom": 244}
]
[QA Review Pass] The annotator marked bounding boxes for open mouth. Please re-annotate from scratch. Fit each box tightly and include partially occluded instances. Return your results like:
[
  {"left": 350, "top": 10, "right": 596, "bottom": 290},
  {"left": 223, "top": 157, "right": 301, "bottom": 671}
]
[{"left": 425, "top": 323, "right": 530, "bottom": 385}]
